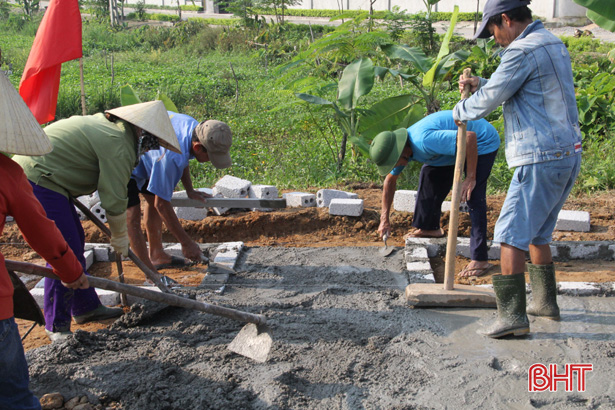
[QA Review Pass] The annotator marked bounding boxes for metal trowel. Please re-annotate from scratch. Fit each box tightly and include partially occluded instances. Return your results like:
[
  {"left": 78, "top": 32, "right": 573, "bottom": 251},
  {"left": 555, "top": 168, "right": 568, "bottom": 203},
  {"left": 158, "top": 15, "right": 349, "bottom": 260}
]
[{"left": 379, "top": 233, "right": 394, "bottom": 257}]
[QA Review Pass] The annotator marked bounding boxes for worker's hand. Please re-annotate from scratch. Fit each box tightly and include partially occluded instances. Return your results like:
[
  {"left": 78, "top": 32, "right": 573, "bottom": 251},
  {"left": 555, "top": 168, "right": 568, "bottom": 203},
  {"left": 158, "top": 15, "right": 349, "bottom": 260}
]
[
  {"left": 182, "top": 240, "right": 205, "bottom": 262},
  {"left": 107, "top": 212, "right": 129, "bottom": 257},
  {"left": 378, "top": 220, "right": 391, "bottom": 239},
  {"left": 461, "top": 178, "right": 476, "bottom": 202},
  {"left": 62, "top": 273, "right": 89, "bottom": 290},
  {"left": 454, "top": 119, "right": 465, "bottom": 127},
  {"left": 459, "top": 75, "right": 479, "bottom": 95},
  {"left": 186, "top": 189, "right": 212, "bottom": 204}
]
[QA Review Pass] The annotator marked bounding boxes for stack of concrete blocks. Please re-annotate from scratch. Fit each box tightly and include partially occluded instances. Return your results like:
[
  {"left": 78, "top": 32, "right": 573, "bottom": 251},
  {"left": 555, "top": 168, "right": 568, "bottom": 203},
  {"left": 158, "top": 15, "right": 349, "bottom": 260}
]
[
  {"left": 317, "top": 189, "right": 358, "bottom": 208},
  {"left": 212, "top": 175, "right": 251, "bottom": 215},
  {"left": 317, "top": 189, "right": 364, "bottom": 217},
  {"left": 172, "top": 188, "right": 212, "bottom": 221},
  {"left": 404, "top": 246, "right": 434, "bottom": 282},
  {"left": 75, "top": 192, "right": 100, "bottom": 221},
  {"left": 555, "top": 210, "right": 591, "bottom": 232},
  {"left": 76, "top": 191, "right": 107, "bottom": 223},
  {"left": 249, "top": 184, "right": 279, "bottom": 212},
  {"left": 283, "top": 192, "right": 316, "bottom": 207}
]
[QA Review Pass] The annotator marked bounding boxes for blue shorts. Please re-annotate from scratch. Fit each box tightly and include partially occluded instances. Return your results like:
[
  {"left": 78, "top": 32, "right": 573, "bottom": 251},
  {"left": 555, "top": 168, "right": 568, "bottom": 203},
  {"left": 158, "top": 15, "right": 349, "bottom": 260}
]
[{"left": 494, "top": 155, "right": 581, "bottom": 251}]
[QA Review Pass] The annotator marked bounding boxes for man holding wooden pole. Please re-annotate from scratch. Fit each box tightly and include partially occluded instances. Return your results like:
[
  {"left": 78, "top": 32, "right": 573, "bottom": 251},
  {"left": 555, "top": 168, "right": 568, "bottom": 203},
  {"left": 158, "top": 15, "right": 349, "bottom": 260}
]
[{"left": 454, "top": 0, "right": 582, "bottom": 338}]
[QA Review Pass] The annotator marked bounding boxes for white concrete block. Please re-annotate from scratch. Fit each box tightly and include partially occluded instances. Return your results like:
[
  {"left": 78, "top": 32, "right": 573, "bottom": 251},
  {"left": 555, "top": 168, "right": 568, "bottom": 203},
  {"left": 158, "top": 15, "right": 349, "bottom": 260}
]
[
  {"left": 487, "top": 242, "right": 501, "bottom": 260},
  {"left": 174, "top": 206, "right": 208, "bottom": 221},
  {"left": 421, "top": 273, "right": 436, "bottom": 283},
  {"left": 78, "top": 192, "right": 100, "bottom": 209},
  {"left": 172, "top": 188, "right": 213, "bottom": 199},
  {"left": 248, "top": 185, "right": 278, "bottom": 199},
  {"left": 555, "top": 210, "right": 590, "bottom": 232},
  {"left": 211, "top": 188, "right": 230, "bottom": 215},
  {"left": 328, "top": 198, "right": 364, "bottom": 217},
  {"left": 455, "top": 237, "right": 472, "bottom": 258},
  {"left": 75, "top": 207, "right": 87, "bottom": 221},
  {"left": 249, "top": 185, "right": 279, "bottom": 212},
  {"left": 405, "top": 237, "right": 447, "bottom": 257},
  {"left": 93, "top": 246, "right": 112, "bottom": 262},
  {"left": 5, "top": 216, "right": 13, "bottom": 223},
  {"left": 34, "top": 278, "right": 45, "bottom": 288},
  {"left": 316, "top": 189, "right": 358, "bottom": 208},
  {"left": 441, "top": 201, "right": 470, "bottom": 213},
  {"left": 283, "top": 192, "right": 316, "bottom": 207},
  {"left": 90, "top": 202, "right": 107, "bottom": 223},
  {"left": 393, "top": 190, "right": 417, "bottom": 212},
  {"left": 405, "top": 247, "right": 429, "bottom": 262},
  {"left": 30, "top": 288, "right": 120, "bottom": 309},
  {"left": 84, "top": 250, "right": 95, "bottom": 270},
  {"left": 557, "top": 282, "right": 601, "bottom": 296},
  {"left": 214, "top": 175, "right": 251, "bottom": 198},
  {"left": 213, "top": 242, "right": 244, "bottom": 270},
  {"left": 406, "top": 260, "right": 433, "bottom": 274},
  {"left": 569, "top": 243, "right": 602, "bottom": 259}
]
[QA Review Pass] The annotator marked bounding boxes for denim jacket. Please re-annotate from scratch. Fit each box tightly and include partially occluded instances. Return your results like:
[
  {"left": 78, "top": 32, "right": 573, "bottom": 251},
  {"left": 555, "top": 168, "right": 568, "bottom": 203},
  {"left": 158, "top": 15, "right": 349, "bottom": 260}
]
[{"left": 453, "top": 21, "right": 582, "bottom": 168}]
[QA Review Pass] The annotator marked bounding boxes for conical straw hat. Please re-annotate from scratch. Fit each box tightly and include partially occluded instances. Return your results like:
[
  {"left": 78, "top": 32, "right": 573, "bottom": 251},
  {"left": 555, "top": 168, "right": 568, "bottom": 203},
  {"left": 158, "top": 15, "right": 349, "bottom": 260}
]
[
  {"left": 0, "top": 70, "right": 52, "bottom": 156},
  {"left": 106, "top": 101, "right": 181, "bottom": 154}
]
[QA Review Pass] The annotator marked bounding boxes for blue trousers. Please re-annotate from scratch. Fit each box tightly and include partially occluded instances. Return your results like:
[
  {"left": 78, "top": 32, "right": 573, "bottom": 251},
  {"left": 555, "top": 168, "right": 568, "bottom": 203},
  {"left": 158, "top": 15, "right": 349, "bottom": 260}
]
[
  {"left": 29, "top": 183, "right": 100, "bottom": 332},
  {"left": 412, "top": 150, "right": 498, "bottom": 261},
  {"left": 0, "top": 317, "right": 41, "bottom": 410}
]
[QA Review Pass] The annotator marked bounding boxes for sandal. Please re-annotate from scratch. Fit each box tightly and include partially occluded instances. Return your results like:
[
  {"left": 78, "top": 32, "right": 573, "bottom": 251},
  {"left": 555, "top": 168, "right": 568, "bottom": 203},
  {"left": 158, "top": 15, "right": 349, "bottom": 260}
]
[{"left": 458, "top": 263, "right": 494, "bottom": 278}]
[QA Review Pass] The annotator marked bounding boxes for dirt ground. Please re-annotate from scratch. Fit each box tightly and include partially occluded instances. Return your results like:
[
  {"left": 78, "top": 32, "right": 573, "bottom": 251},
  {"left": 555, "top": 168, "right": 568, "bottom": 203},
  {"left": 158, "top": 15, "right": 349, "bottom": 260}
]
[{"left": 2, "top": 188, "right": 614, "bottom": 409}]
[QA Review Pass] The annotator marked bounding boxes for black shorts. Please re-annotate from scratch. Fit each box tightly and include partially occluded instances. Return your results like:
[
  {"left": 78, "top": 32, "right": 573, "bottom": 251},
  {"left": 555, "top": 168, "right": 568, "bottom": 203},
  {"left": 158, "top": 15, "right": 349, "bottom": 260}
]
[{"left": 127, "top": 178, "right": 155, "bottom": 208}]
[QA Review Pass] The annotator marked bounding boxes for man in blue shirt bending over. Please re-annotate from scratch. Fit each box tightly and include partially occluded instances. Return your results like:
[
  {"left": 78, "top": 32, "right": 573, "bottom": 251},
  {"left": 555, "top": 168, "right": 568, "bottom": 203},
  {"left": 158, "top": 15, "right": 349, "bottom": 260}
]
[
  {"left": 370, "top": 110, "right": 500, "bottom": 278},
  {"left": 127, "top": 113, "right": 232, "bottom": 271}
]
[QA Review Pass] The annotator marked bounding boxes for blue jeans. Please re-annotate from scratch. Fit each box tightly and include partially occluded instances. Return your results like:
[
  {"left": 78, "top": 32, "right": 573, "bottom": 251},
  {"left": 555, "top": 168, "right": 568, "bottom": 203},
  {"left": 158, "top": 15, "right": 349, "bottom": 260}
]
[
  {"left": 494, "top": 154, "right": 581, "bottom": 251},
  {"left": 0, "top": 317, "right": 42, "bottom": 410}
]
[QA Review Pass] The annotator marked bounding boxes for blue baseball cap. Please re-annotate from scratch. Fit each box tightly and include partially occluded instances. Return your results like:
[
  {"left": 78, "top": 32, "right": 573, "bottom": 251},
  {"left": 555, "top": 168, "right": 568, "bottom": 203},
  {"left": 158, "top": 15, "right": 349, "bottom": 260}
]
[{"left": 474, "top": 0, "right": 532, "bottom": 39}]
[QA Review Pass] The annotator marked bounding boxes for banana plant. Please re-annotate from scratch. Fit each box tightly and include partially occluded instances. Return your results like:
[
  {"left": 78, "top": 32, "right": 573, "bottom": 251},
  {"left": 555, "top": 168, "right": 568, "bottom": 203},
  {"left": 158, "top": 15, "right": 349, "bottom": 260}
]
[
  {"left": 295, "top": 58, "right": 421, "bottom": 172},
  {"left": 379, "top": 5, "right": 468, "bottom": 113},
  {"left": 573, "top": 0, "right": 615, "bottom": 32},
  {"left": 119, "top": 85, "right": 179, "bottom": 112}
]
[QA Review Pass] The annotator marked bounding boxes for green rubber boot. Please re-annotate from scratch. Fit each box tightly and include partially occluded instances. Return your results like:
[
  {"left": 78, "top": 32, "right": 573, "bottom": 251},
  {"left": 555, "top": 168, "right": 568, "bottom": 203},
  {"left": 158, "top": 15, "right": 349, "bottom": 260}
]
[
  {"left": 527, "top": 263, "right": 560, "bottom": 320},
  {"left": 73, "top": 304, "right": 123, "bottom": 324},
  {"left": 479, "top": 273, "right": 530, "bottom": 338}
]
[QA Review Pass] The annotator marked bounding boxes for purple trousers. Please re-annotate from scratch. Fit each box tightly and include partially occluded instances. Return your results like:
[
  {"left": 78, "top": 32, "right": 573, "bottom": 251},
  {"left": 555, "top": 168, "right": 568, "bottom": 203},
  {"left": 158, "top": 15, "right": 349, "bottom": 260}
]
[{"left": 29, "top": 183, "right": 100, "bottom": 332}]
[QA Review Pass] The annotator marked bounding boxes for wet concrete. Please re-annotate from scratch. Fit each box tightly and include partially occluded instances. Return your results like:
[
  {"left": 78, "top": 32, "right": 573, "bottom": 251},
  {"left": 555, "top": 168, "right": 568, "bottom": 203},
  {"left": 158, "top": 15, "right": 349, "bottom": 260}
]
[{"left": 27, "top": 247, "right": 615, "bottom": 409}]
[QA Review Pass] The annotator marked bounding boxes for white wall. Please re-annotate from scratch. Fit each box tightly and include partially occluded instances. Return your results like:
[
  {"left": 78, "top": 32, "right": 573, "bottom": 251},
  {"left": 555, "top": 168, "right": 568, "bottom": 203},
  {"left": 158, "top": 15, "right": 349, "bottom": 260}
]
[
  {"left": 291, "top": 0, "right": 587, "bottom": 20},
  {"left": 139, "top": 0, "right": 587, "bottom": 20}
]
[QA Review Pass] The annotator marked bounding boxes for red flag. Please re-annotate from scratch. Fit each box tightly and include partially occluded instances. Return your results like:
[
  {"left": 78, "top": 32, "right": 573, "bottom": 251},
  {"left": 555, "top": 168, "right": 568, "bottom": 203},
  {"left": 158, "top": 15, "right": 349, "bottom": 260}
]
[{"left": 19, "top": 0, "right": 82, "bottom": 124}]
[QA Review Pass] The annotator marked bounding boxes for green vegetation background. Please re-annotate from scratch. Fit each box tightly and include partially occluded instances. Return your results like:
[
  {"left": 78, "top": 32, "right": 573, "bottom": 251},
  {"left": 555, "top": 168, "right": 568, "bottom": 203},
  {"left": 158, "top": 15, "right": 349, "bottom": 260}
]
[{"left": 1, "top": 8, "right": 613, "bottom": 194}]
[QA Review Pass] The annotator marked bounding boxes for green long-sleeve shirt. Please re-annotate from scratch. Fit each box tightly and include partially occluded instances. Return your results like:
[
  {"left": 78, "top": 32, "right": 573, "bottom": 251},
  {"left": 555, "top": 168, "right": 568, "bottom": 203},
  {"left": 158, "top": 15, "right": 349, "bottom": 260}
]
[{"left": 14, "top": 113, "right": 137, "bottom": 216}]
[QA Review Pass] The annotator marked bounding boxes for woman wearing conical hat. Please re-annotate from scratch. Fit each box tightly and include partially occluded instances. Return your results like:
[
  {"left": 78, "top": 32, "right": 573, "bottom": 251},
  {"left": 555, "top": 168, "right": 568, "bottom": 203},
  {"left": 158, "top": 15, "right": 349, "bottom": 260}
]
[
  {"left": 0, "top": 71, "right": 89, "bottom": 409},
  {"left": 13, "top": 99, "right": 181, "bottom": 342}
]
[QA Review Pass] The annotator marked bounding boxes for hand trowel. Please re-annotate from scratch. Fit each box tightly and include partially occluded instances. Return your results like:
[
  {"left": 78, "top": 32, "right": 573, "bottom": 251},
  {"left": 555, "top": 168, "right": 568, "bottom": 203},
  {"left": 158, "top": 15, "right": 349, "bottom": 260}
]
[{"left": 379, "top": 233, "right": 394, "bottom": 257}]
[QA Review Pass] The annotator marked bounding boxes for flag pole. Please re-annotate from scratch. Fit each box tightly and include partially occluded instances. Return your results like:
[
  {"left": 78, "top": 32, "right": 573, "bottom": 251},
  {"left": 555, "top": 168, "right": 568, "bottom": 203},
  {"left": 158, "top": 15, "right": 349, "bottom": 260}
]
[{"left": 79, "top": 57, "right": 86, "bottom": 115}]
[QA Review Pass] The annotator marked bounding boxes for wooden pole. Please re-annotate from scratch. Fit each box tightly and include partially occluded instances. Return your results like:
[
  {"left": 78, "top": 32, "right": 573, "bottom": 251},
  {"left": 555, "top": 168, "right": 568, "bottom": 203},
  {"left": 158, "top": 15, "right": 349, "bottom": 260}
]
[
  {"left": 443, "top": 67, "right": 472, "bottom": 291},
  {"left": 5, "top": 260, "right": 268, "bottom": 326},
  {"left": 79, "top": 58, "right": 87, "bottom": 115}
]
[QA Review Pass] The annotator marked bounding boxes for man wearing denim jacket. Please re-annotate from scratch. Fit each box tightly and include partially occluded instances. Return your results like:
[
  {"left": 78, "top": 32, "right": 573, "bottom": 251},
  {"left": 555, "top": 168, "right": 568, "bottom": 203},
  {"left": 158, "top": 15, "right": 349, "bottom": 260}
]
[{"left": 453, "top": 0, "right": 582, "bottom": 338}]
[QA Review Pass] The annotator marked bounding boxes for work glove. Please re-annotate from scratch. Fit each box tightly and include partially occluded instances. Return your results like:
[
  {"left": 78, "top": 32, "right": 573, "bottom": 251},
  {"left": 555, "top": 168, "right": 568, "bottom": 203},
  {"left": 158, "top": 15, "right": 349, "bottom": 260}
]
[{"left": 107, "top": 211, "right": 129, "bottom": 257}]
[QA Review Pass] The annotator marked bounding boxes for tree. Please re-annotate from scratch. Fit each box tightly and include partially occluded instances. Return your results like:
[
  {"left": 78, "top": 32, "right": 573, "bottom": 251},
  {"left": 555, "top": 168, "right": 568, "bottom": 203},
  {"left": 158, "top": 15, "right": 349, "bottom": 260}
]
[
  {"left": 259, "top": 0, "right": 301, "bottom": 24},
  {"left": 16, "top": 0, "right": 39, "bottom": 17}
]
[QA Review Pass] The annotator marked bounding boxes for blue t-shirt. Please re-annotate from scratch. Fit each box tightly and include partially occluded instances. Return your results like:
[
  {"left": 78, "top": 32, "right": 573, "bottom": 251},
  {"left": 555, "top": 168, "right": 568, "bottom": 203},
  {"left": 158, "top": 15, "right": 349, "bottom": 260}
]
[
  {"left": 131, "top": 111, "right": 197, "bottom": 201},
  {"left": 390, "top": 110, "right": 500, "bottom": 175}
]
